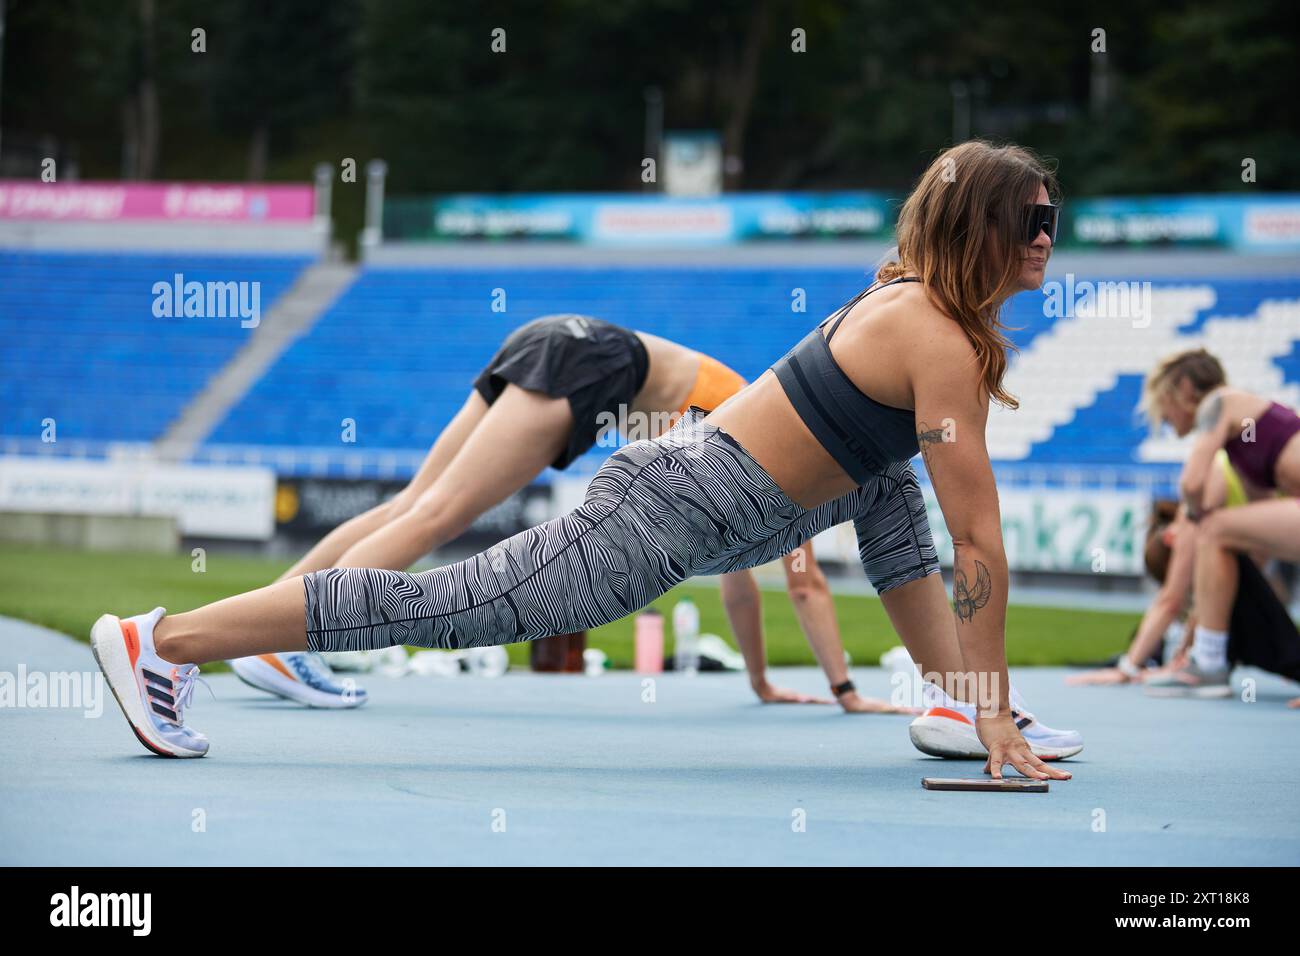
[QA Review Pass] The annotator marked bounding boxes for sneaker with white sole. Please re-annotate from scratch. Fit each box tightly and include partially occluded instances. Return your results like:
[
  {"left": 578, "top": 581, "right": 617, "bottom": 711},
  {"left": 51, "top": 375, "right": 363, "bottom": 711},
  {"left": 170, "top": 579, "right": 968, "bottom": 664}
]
[
  {"left": 909, "top": 703, "right": 1084, "bottom": 760},
  {"left": 230, "top": 652, "right": 368, "bottom": 709},
  {"left": 1143, "top": 660, "right": 1232, "bottom": 699},
  {"left": 90, "top": 607, "right": 209, "bottom": 758}
]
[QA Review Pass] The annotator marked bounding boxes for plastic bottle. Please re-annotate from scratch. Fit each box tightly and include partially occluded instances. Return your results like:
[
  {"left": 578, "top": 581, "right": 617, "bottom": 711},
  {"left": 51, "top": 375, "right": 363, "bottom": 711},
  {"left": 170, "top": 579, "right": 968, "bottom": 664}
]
[
  {"left": 672, "top": 596, "right": 700, "bottom": 676},
  {"left": 634, "top": 608, "right": 664, "bottom": 673}
]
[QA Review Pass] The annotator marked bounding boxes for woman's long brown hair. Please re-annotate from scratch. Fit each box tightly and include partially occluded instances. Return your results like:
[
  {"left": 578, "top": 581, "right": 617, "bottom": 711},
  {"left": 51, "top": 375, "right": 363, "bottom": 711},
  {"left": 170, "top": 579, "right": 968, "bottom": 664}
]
[{"left": 877, "top": 140, "right": 1059, "bottom": 409}]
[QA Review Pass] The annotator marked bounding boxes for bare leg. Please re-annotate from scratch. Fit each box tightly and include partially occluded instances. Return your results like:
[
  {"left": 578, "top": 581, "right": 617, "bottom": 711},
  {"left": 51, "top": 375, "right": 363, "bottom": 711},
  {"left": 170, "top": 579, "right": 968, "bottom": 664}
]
[
  {"left": 275, "top": 391, "right": 490, "bottom": 580},
  {"left": 1193, "top": 500, "right": 1300, "bottom": 631},
  {"left": 877, "top": 572, "right": 968, "bottom": 697},
  {"left": 156, "top": 387, "right": 573, "bottom": 666},
  {"left": 156, "top": 578, "right": 309, "bottom": 665},
  {"left": 331, "top": 384, "right": 573, "bottom": 569}
]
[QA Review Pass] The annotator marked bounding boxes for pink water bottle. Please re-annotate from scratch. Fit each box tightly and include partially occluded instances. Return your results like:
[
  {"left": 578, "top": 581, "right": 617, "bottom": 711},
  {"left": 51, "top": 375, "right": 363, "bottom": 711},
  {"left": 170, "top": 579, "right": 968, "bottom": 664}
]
[{"left": 634, "top": 608, "right": 664, "bottom": 673}]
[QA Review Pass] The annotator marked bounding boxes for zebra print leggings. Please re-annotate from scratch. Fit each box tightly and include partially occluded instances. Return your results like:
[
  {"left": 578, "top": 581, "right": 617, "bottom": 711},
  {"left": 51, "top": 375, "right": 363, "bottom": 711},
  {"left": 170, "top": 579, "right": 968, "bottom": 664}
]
[{"left": 303, "top": 407, "right": 939, "bottom": 651}]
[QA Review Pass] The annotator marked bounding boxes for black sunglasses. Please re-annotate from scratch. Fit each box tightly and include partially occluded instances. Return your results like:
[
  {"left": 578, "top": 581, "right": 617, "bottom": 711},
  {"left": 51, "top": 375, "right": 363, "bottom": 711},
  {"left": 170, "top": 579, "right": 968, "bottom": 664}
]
[{"left": 1022, "top": 203, "right": 1059, "bottom": 245}]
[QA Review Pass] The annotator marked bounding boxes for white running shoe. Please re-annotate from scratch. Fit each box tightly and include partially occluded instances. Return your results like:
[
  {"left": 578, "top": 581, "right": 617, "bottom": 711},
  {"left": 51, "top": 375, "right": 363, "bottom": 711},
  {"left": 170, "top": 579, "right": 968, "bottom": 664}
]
[
  {"left": 909, "top": 691, "right": 1084, "bottom": 761},
  {"left": 90, "top": 607, "right": 209, "bottom": 758},
  {"left": 230, "top": 652, "right": 368, "bottom": 709},
  {"left": 1143, "top": 660, "right": 1232, "bottom": 699}
]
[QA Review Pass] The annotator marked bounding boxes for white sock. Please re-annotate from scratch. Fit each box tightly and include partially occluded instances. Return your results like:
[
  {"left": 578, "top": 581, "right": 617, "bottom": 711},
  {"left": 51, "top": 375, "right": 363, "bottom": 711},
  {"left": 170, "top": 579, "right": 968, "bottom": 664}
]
[{"left": 1191, "top": 626, "right": 1229, "bottom": 671}]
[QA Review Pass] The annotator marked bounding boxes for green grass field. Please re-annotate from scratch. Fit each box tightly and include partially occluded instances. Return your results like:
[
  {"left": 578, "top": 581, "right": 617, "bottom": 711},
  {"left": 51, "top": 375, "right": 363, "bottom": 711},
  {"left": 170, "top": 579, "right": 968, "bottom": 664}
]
[{"left": 0, "top": 544, "right": 1136, "bottom": 671}]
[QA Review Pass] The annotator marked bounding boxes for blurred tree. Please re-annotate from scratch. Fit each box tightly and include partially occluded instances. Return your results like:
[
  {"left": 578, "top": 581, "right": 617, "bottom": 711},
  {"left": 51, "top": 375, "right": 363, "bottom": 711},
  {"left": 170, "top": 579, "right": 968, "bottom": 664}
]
[{"left": 1, "top": 0, "right": 1296, "bottom": 194}]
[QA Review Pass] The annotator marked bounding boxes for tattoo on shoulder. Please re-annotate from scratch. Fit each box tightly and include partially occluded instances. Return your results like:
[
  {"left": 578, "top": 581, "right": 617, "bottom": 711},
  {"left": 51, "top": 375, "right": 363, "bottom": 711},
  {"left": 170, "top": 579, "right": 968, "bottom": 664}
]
[
  {"left": 953, "top": 559, "right": 992, "bottom": 623},
  {"left": 917, "top": 421, "right": 946, "bottom": 476},
  {"left": 1194, "top": 391, "right": 1223, "bottom": 434}
]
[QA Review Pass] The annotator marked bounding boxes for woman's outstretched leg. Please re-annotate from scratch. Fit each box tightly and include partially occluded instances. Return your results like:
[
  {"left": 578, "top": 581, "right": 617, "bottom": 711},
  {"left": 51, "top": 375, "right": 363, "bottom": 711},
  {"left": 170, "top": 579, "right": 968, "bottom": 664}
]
[
  {"left": 229, "top": 385, "right": 570, "bottom": 708},
  {"left": 92, "top": 436, "right": 715, "bottom": 755},
  {"left": 302, "top": 447, "right": 705, "bottom": 651},
  {"left": 156, "top": 578, "right": 310, "bottom": 664}
]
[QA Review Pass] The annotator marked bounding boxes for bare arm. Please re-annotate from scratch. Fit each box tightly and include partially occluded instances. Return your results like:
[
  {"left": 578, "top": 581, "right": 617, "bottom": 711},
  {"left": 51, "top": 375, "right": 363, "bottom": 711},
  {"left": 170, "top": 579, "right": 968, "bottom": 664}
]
[
  {"left": 719, "top": 567, "right": 834, "bottom": 705},
  {"left": 915, "top": 391, "right": 1008, "bottom": 717},
  {"left": 912, "top": 331, "right": 1064, "bottom": 780},
  {"left": 718, "top": 569, "right": 767, "bottom": 689},
  {"left": 1125, "top": 515, "right": 1196, "bottom": 667},
  {"left": 1180, "top": 388, "right": 1231, "bottom": 519}
]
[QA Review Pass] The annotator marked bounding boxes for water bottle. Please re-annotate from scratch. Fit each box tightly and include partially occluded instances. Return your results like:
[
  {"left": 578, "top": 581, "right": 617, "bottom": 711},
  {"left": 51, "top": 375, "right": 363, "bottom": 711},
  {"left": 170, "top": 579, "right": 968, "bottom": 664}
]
[
  {"left": 672, "top": 596, "right": 700, "bottom": 676},
  {"left": 633, "top": 608, "right": 664, "bottom": 673}
]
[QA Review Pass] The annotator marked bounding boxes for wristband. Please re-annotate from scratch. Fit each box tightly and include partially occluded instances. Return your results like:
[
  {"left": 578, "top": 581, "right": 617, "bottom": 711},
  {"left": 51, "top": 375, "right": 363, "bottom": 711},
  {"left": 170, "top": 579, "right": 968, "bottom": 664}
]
[
  {"left": 831, "top": 680, "right": 856, "bottom": 698},
  {"left": 1117, "top": 655, "right": 1141, "bottom": 679}
]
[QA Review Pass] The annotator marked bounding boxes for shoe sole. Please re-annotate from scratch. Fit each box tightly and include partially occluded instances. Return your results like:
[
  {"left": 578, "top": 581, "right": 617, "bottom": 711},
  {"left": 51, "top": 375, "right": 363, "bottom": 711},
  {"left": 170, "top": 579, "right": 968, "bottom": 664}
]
[
  {"left": 909, "top": 715, "right": 1083, "bottom": 760},
  {"left": 90, "top": 614, "right": 207, "bottom": 758},
  {"left": 230, "top": 656, "right": 367, "bottom": 710}
]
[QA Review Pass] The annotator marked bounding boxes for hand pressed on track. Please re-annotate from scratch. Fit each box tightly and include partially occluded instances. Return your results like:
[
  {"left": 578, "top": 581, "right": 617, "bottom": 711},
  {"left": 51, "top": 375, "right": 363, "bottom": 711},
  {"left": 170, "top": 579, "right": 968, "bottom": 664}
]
[
  {"left": 837, "top": 690, "right": 921, "bottom": 715},
  {"left": 976, "top": 714, "right": 1072, "bottom": 781},
  {"left": 1065, "top": 666, "right": 1132, "bottom": 686},
  {"left": 753, "top": 680, "right": 833, "bottom": 705}
]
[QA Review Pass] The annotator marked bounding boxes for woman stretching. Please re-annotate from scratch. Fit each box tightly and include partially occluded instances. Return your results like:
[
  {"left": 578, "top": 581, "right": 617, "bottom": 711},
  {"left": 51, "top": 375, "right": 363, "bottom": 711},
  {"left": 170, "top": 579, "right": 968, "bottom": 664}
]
[
  {"left": 91, "top": 140, "right": 1078, "bottom": 780},
  {"left": 1138, "top": 349, "right": 1300, "bottom": 699},
  {"left": 231, "top": 314, "right": 906, "bottom": 715},
  {"left": 1069, "top": 451, "right": 1298, "bottom": 689}
]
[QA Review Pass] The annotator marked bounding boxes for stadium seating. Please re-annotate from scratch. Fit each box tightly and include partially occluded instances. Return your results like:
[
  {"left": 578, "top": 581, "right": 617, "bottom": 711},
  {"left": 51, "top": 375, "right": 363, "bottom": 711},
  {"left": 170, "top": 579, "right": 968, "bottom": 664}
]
[
  {"left": 0, "top": 251, "right": 313, "bottom": 443},
  {"left": 206, "top": 268, "right": 1300, "bottom": 482},
  {"left": 6, "top": 254, "right": 1297, "bottom": 486}
]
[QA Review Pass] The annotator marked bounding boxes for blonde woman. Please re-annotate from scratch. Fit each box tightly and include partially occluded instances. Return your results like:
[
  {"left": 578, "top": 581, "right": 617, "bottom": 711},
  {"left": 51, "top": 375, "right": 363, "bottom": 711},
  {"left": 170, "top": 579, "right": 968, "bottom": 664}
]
[{"left": 1140, "top": 349, "right": 1300, "bottom": 699}]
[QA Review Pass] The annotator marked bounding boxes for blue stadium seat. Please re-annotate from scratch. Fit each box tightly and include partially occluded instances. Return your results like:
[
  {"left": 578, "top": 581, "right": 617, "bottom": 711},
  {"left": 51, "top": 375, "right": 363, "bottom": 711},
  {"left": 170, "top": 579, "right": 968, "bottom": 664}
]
[
  {"left": 207, "top": 266, "right": 1056, "bottom": 461},
  {"left": 0, "top": 251, "right": 313, "bottom": 442}
]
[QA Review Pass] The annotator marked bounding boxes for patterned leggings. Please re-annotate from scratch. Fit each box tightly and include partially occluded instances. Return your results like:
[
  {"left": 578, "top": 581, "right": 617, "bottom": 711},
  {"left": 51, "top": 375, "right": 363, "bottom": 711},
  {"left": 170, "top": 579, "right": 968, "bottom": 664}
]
[{"left": 303, "top": 408, "right": 939, "bottom": 651}]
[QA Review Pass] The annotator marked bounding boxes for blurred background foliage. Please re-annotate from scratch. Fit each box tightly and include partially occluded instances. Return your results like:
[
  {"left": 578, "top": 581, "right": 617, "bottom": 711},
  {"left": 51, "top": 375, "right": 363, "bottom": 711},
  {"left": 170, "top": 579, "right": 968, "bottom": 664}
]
[{"left": 3, "top": 0, "right": 1298, "bottom": 199}]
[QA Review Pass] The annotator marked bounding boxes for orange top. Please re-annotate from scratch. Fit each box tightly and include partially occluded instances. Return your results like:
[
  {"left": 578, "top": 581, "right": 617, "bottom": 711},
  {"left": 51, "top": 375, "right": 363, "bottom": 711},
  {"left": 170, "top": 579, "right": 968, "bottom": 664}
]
[{"left": 676, "top": 353, "right": 747, "bottom": 416}]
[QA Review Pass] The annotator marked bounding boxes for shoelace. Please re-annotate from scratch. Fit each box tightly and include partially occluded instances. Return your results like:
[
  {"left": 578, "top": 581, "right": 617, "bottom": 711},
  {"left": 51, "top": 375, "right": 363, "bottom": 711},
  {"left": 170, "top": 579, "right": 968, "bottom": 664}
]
[
  {"left": 171, "top": 664, "right": 213, "bottom": 721},
  {"left": 293, "top": 652, "right": 339, "bottom": 689}
]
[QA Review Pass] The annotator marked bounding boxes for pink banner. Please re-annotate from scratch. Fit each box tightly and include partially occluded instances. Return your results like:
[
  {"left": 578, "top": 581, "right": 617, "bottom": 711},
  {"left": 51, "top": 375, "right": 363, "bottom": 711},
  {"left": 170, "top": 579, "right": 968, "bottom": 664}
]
[{"left": 0, "top": 180, "right": 315, "bottom": 222}]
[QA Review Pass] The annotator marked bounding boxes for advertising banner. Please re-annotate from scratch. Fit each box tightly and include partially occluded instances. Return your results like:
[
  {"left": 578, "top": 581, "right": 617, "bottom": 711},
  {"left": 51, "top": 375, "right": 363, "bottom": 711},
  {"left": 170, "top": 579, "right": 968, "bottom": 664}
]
[
  {"left": 386, "top": 191, "right": 895, "bottom": 244},
  {"left": 1065, "top": 194, "right": 1300, "bottom": 252},
  {"left": 0, "top": 181, "right": 315, "bottom": 222},
  {"left": 809, "top": 486, "right": 1148, "bottom": 577},
  {"left": 0, "top": 457, "right": 276, "bottom": 539}
]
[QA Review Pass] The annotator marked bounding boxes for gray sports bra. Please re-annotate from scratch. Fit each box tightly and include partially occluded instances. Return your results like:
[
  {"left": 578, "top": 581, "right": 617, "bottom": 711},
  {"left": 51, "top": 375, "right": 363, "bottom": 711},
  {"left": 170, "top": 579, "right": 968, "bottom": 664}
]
[{"left": 771, "top": 277, "right": 921, "bottom": 484}]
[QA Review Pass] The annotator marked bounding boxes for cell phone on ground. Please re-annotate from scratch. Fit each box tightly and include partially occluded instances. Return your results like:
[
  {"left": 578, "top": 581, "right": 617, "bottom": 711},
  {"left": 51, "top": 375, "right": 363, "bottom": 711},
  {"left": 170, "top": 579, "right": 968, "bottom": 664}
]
[{"left": 922, "top": 777, "right": 1049, "bottom": 792}]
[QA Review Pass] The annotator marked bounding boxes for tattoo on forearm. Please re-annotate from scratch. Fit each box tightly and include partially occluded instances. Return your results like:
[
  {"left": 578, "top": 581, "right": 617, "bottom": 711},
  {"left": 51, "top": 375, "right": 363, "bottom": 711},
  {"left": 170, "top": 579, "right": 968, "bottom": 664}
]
[
  {"left": 918, "top": 421, "right": 945, "bottom": 477},
  {"left": 953, "top": 558, "right": 992, "bottom": 623},
  {"left": 1194, "top": 392, "right": 1222, "bottom": 434}
]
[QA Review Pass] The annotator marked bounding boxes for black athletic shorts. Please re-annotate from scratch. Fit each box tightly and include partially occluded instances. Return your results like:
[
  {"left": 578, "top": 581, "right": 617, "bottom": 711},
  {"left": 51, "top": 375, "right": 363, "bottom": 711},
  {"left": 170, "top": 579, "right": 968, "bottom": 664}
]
[
  {"left": 1229, "top": 553, "right": 1300, "bottom": 682},
  {"left": 472, "top": 314, "right": 650, "bottom": 470}
]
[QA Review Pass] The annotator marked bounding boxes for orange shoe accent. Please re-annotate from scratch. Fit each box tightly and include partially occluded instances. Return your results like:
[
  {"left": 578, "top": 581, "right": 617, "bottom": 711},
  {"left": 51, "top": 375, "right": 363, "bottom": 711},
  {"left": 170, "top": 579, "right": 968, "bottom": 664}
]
[
  {"left": 120, "top": 620, "right": 141, "bottom": 668},
  {"left": 924, "top": 706, "right": 973, "bottom": 726},
  {"left": 260, "top": 653, "right": 296, "bottom": 681},
  {"left": 676, "top": 354, "right": 748, "bottom": 417}
]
